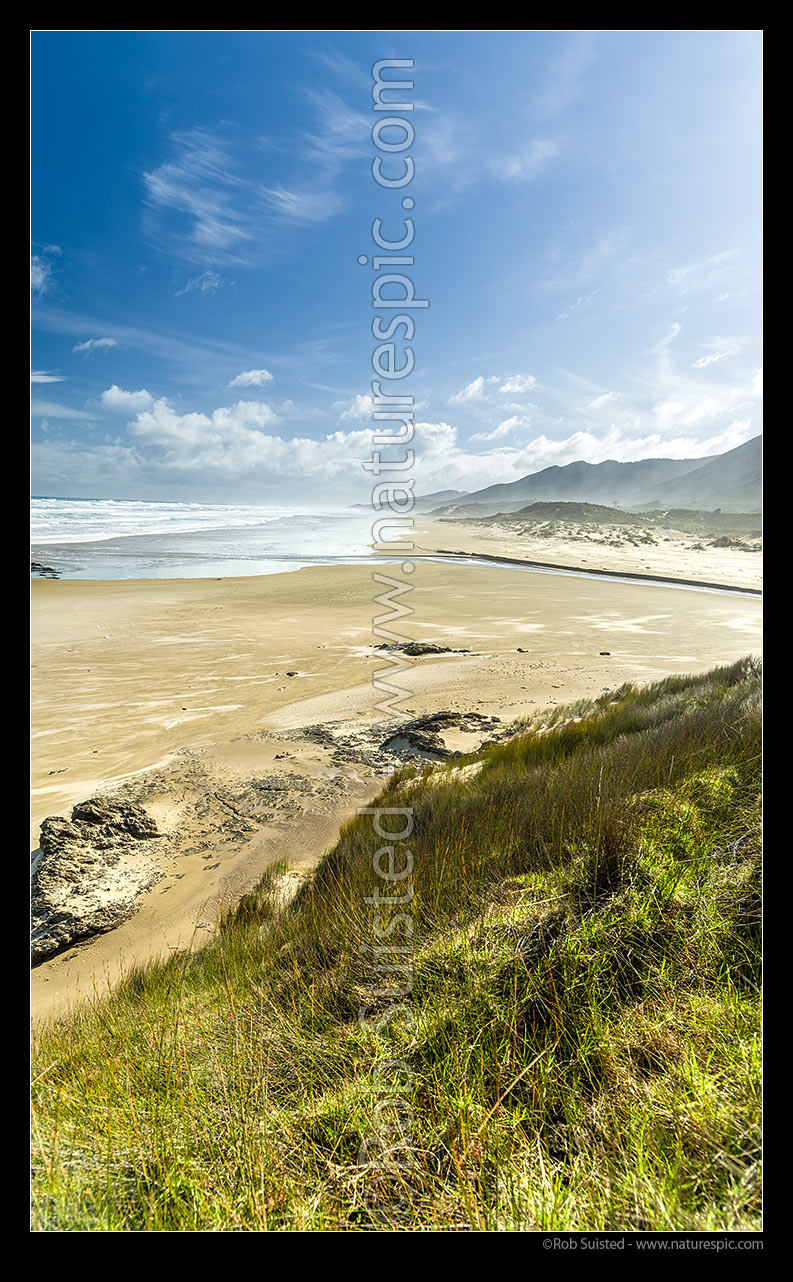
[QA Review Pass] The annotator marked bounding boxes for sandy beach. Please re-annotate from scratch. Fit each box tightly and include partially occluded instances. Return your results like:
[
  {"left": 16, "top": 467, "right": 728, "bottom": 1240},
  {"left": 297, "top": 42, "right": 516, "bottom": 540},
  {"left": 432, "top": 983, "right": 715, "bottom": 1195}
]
[
  {"left": 414, "top": 517, "right": 762, "bottom": 591},
  {"left": 31, "top": 550, "right": 761, "bottom": 1021}
]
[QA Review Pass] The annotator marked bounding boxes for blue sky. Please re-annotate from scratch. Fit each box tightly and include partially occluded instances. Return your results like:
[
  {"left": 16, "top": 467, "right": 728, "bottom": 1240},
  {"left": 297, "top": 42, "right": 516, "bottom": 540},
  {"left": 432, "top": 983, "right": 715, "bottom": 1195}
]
[{"left": 31, "top": 30, "right": 763, "bottom": 504}]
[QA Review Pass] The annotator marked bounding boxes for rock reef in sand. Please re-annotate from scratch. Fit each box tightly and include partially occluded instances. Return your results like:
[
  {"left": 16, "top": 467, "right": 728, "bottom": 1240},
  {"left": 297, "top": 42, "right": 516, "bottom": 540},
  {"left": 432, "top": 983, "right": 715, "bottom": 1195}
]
[{"left": 31, "top": 799, "right": 164, "bottom": 963}]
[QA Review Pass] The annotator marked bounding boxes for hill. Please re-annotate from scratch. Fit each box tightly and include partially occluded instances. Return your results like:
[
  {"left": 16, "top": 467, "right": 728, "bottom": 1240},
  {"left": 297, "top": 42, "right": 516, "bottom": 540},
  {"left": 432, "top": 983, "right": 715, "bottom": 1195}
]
[
  {"left": 631, "top": 436, "right": 762, "bottom": 512},
  {"left": 431, "top": 438, "right": 761, "bottom": 517}
]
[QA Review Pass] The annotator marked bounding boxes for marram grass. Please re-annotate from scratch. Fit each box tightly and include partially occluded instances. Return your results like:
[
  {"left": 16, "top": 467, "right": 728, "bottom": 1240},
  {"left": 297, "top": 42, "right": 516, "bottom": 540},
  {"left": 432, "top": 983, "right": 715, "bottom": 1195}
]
[{"left": 31, "top": 657, "right": 761, "bottom": 1231}]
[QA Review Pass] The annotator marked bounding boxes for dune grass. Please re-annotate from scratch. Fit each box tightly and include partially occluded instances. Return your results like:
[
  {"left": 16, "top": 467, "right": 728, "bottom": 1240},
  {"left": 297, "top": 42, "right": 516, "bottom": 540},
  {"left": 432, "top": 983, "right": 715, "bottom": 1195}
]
[{"left": 31, "top": 657, "right": 761, "bottom": 1231}]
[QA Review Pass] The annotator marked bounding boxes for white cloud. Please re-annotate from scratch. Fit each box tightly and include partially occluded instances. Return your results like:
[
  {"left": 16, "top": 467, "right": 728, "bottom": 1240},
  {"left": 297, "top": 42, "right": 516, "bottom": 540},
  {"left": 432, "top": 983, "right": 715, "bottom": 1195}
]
[
  {"left": 30, "top": 399, "right": 98, "bottom": 421},
  {"left": 653, "top": 322, "right": 682, "bottom": 352},
  {"left": 143, "top": 128, "right": 258, "bottom": 265},
  {"left": 228, "top": 368, "right": 274, "bottom": 388},
  {"left": 31, "top": 256, "right": 52, "bottom": 295},
  {"left": 691, "top": 337, "right": 742, "bottom": 369},
  {"left": 30, "top": 244, "right": 62, "bottom": 296},
  {"left": 666, "top": 250, "right": 739, "bottom": 294},
  {"left": 652, "top": 372, "right": 761, "bottom": 431},
  {"left": 450, "top": 374, "right": 537, "bottom": 405},
  {"left": 471, "top": 415, "right": 531, "bottom": 442},
  {"left": 73, "top": 337, "right": 119, "bottom": 355},
  {"left": 30, "top": 371, "right": 65, "bottom": 384},
  {"left": 175, "top": 271, "right": 226, "bottom": 298},
  {"left": 493, "top": 139, "right": 559, "bottom": 182},
  {"left": 336, "top": 393, "right": 374, "bottom": 422},
  {"left": 262, "top": 185, "right": 344, "bottom": 223},
  {"left": 31, "top": 401, "right": 759, "bottom": 505},
  {"left": 499, "top": 374, "right": 536, "bottom": 395},
  {"left": 449, "top": 376, "right": 498, "bottom": 405},
  {"left": 585, "top": 392, "right": 619, "bottom": 411},
  {"left": 101, "top": 385, "right": 155, "bottom": 412}
]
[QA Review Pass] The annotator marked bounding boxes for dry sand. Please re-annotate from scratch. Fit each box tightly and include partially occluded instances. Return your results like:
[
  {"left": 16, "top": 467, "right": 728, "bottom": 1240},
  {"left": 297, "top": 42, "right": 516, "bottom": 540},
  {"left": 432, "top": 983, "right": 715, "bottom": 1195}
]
[
  {"left": 415, "top": 517, "right": 762, "bottom": 591},
  {"left": 31, "top": 552, "right": 761, "bottom": 1022}
]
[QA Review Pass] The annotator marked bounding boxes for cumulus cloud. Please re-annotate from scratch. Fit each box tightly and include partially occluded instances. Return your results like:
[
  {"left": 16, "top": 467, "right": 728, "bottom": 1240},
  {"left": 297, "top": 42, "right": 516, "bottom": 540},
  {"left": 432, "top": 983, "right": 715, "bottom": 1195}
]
[
  {"left": 336, "top": 393, "right": 374, "bottom": 422},
  {"left": 499, "top": 374, "right": 536, "bottom": 395},
  {"left": 228, "top": 368, "right": 274, "bottom": 388},
  {"left": 448, "top": 376, "right": 499, "bottom": 405},
  {"left": 96, "top": 400, "right": 454, "bottom": 489},
  {"left": 101, "top": 385, "right": 155, "bottom": 412},
  {"left": 31, "top": 405, "right": 759, "bottom": 504},
  {"left": 73, "top": 337, "right": 119, "bottom": 355}
]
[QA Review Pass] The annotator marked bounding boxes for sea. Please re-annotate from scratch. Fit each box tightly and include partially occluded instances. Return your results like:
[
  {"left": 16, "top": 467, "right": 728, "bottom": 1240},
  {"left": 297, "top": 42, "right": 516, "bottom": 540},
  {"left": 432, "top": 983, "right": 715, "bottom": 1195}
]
[
  {"left": 30, "top": 496, "right": 755, "bottom": 596},
  {"left": 31, "top": 497, "right": 379, "bottom": 580}
]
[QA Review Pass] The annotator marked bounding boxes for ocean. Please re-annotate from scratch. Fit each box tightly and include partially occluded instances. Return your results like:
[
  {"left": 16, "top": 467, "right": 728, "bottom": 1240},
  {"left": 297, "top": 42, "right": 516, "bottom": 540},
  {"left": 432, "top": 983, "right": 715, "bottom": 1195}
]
[{"left": 30, "top": 497, "right": 379, "bottom": 580}]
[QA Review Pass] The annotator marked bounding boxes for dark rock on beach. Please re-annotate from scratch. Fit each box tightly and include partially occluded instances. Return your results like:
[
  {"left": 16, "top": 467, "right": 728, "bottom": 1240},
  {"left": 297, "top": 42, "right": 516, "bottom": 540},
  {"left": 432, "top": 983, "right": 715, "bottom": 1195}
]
[
  {"left": 374, "top": 641, "right": 470, "bottom": 656},
  {"left": 380, "top": 710, "right": 503, "bottom": 760},
  {"left": 31, "top": 561, "right": 60, "bottom": 578},
  {"left": 31, "top": 799, "right": 163, "bottom": 963}
]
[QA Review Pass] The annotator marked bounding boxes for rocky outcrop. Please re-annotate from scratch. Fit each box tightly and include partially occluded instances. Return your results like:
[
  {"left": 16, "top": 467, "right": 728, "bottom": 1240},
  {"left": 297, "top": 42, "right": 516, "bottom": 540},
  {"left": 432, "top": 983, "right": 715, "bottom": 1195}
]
[
  {"left": 31, "top": 561, "right": 60, "bottom": 578},
  {"left": 375, "top": 641, "right": 470, "bottom": 656},
  {"left": 31, "top": 799, "right": 163, "bottom": 963},
  {"left": 380, "top": 711, "right": 502, "bottom": 760}
]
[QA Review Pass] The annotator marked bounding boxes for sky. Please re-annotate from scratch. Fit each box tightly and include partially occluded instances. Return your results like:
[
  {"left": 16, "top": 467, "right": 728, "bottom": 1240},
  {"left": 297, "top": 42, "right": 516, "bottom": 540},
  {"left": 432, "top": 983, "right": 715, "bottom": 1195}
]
[{"left": 31, "top": 29, "right": 763, "bottom": 505}]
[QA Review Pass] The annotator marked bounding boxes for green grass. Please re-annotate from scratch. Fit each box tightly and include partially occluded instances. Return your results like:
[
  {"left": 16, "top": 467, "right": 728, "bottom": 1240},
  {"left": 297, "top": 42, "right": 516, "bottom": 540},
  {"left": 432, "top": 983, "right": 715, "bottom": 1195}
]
[{"left": 31, "top": 657, "right": 762, "bottom": 1231}]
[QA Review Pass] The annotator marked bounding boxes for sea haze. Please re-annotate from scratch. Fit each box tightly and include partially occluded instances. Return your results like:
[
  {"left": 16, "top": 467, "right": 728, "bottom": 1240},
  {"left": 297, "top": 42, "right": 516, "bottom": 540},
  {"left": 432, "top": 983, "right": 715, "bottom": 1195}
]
[{"left": 31, "top": 498, "right": 377, "bottom": 580}]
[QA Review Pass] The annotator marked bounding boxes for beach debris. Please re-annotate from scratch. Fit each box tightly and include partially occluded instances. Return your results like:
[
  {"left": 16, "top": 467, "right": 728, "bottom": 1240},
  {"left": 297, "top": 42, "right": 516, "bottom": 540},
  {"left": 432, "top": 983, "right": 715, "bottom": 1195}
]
[
  {"left": 31, "top": 799, "right": 163, "bottom": 963},
  {"left": 600, "top": 651, "right": 611, "bottom": 655}
]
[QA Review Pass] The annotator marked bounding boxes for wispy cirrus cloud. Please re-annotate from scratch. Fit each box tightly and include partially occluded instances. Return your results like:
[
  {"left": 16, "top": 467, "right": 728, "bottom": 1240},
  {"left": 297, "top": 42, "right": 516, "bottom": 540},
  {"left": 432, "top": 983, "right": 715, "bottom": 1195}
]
[
  {"left": 31, "top": 371, "right": 65, "bottom": 383},
  {"left": 73, "top": 337, "right": 119, "bottom": 355},
  {"left": 143, "top": 128, "right": 259, "bottom": 266},
  {"left": 666, "top": 250, "right": 739, "bottom": 294},
  {"left": 144, "top": 89, "right": 369, "bottom": 264},
  {"left": 471, "top": 415, "right": 532, "bottom": 442},
  {"left": 260, "top": 87, "right": 369, "bottom": 226},
  {"left": 30, "top": 399, "right": 98, "bottom": 421},
  {"left": 30, "top": 245, "right": 61, "bottom": 296},
  {"left": 174, "top": 270, "right": 227, "bottom": 298},
  {"left": 492, "top": 139, "right": 559, "bottom": 181},
  {"left": 691, "top": 337, "right": 743, "bottom": 369},
  {"left": 449, "top": 373, "right": 536, "bottom": 404},
  {"left": 261, "top": 185, "right": 343, "bottom": 224}
]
